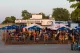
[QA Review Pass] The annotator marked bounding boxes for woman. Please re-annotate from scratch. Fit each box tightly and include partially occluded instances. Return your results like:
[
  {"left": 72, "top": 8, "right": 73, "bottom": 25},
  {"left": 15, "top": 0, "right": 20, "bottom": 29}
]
[
  {"left": 32, "top": 30, "right": 36, "bottom": 42},
  {"left": 58, "top": 31, "right": 64, "bottom": 44},
  {"left": 28, "top": 30, "right": 32, "bottom": 41}
]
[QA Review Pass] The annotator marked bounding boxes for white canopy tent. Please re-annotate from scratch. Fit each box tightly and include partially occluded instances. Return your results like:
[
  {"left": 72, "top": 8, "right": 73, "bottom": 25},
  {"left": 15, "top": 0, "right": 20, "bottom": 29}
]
[{"left": 48, "top": 24, "right": 66, "bottom": 30}]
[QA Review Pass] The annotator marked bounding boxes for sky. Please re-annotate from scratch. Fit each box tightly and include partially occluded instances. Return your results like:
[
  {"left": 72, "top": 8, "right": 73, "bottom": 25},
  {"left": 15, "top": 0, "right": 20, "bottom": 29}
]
[{"left": 0, "top": 0, "right": 74, "bottom": 23}]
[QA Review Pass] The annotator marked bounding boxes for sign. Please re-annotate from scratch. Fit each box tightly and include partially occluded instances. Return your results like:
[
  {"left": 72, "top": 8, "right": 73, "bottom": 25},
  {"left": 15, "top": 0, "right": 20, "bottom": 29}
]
[
  {"left": 27, "top": 20, "right": 42, "bottom": 23},
  {"left": 15, "top": 20, "right": 42, "bottom": 23},
  {"left": 15, "top": 19, "right": 54, "bottom": 26},
  {"left": 41, "top": 20, "right": 53, "bottom": 25}
]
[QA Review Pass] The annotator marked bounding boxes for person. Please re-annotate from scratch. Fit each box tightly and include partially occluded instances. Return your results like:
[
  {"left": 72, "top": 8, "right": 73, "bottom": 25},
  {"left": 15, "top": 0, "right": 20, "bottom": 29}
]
[
  {"left": 23, "top": 28, "right": 26, "bottom": 32},
  {"left": 39, "top": 30, "right": 42, "bottom": 40},
  {"left": 59, "top": 33, "right": 63, "bottom": 44},
  {"left": 54, "top": 32, "right": 57, "bottom": 40},
  {"left": 7, "top": 32, "right": 11, "bottom": 41},
  {"left": 65, "top": 32, "right": 69, "bottom": 43},
  {"left": 23, "top": 34, "right": 26, "bottom": 42},
  {"left": 75, "top": 32, "right": 80, "bottom": 43},
  {"left": 28, "top": 30, "right": 32, "bottom": 41},
  {"left": 36, "top": 31, "right": 40, "bottom": 42},
  {"left": 33, "top": 30, "right": 36, "bottom": 42},
  {"left": 58, "top": 31, "right": 64, "bottom": 44},
  {"left": 44, "top": 33, "right": 48, "bottom": 42},
  {"left": 2, "top": 31, "right": 5, "bottom": 41},
  {"left": 72, "top": 33, "right": 75, "bottom": 43},
  {"left": 18, "top": 32, "right": 21, "bottom": 41},
  {"left": 15, "top": 34, "right": 19, "bottom": 41}
]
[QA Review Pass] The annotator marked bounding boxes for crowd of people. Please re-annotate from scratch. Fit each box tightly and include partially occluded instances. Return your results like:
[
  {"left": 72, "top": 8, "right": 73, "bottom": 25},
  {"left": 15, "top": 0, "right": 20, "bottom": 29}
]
[{"left": 2, "top": 27, "right": 80, "bottom": 44}]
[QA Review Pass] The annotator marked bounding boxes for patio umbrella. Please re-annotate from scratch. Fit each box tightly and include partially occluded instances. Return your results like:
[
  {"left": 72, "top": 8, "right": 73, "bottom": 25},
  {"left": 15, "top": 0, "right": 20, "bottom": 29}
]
[
  {"left": 57, "top": 27, "right": 70, "bottom": 31},
  {"left": 0, "top": 25, "right": 19, "bottom": 30},
  {"left": 0, "top": 26, "right": 12, "bottom": 30},
  {"left": 75, "top": 26, "right": 80, "bottom": 32},
  {"left": 20, "top": 25, "right": 26, "bottom": 28},
  {"left": 28, "top": 26, "right": 42, "bottom": 31},
  {"left": 11, "top": 25, "right": 19, "bottom": 29},
  {"left": 33, "top": 26, "right": 42, "bottom": 31}
]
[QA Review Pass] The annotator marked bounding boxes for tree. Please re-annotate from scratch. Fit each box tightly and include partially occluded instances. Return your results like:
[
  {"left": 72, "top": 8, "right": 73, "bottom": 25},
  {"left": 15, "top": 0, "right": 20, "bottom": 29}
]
[
  {"left": 2, "top": 16, "right": 16, "bottom": 24},
  {"left": 11, "top": 16, "right": 16, "bottom": 23},
  {"left": 39, "top": 12, "right": 49, "bottom": 19},
  {"left": 2, "top": 17, "right": 12, "bottom": 24},
  {"left": 52, "top": 8, "right": 70, "bottom": 21},
  {"left": 22, "top": 10, "right": 32, "bottom": 19},
  {"left": 67, "top": 0, "right": 80, "bottom": 23},
  {"left": 71, "top": 8, "right": 80, "bottom": 22}
]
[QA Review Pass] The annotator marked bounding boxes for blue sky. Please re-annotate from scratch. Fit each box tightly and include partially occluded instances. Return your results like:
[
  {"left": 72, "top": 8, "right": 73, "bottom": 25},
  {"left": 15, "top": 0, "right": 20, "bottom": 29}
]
[{"left": 0, "top": 0, "right": 74, "bottom": 23}]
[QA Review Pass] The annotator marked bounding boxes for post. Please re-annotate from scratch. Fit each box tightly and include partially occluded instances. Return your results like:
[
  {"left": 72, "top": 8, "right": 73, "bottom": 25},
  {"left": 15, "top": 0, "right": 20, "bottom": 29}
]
[{"left": 68, "top": 18, "right": 71, "bottom": 27}]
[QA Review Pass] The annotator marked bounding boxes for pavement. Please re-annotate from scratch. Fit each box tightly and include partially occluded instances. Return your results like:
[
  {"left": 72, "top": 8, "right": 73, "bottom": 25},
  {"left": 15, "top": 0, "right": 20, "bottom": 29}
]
[
  {"left": 0, "top": 33, "right": 80, "bottom": 53},
  {"left": 0, "top": 43, "right": 80, "bottom": 53}
]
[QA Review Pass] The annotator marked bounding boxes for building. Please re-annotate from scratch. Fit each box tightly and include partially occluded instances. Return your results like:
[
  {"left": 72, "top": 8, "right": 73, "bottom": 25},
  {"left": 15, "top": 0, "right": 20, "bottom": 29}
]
[{"left": 15, "top": 14, "right": 55, "bottom": 27}]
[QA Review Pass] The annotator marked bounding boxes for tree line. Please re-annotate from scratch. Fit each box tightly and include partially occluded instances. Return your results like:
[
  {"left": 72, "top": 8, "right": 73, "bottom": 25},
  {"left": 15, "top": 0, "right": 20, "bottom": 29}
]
[{"left": 2, "top": 0, "right": 80, "bottom": 24}]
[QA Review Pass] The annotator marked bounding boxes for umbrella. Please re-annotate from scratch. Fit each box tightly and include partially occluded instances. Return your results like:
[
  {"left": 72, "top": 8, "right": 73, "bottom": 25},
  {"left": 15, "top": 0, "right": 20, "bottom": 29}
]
[
  {"left": 0, "top": 25, "right": 19, "bottom": 30},
  {"left": 33, "top": 26, "right": 42, "bottom": 31},
  {"left": 0, "top": 26, "right": 11, "bottom": 30},
  {"left": 57, "top": 27, "right": 70, "bottom": 31},
  {"left": 75, "top": 26, "right": 80, "bottom": 28},
  {"left": 11, "top": 25, "right": 19, "bottom": 29},
  {"left": 25, "top": 24, "right": 43, "bottom": 29},
  {"left": 28, "top": 26, "right": 42, "bottom": 31},
  {"left": 75, "top": 26, "right": 80, "bottom": 32},
  {"left": 20, "top": 25, "right": 26, "bottom": 28}
]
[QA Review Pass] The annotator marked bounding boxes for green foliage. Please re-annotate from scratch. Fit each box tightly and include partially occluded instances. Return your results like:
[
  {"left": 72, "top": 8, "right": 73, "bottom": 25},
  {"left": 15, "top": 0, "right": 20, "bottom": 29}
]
[
  {"left": 70, "top": 2, "right": 80, "bottom": 8},
  {"left": 39, "top": 12, "right": 49, "bottom": 19},
  {"left": 68, "top": 0, "right": 80, "bottom": 8},
  {"left": 2, "top": 16, "right": 16, "bottom": 24},
  {"left": 52, "top": 8, "right": 70, "bottom": 21},
  {"left": 67, "top": 0, "right": 80, "bottom": 23},
  {"left": 71, "top": 8, "right": 80, "bottom": 22},
  {"left": 22, "top": 10, "right": 32, "bottom": 19},
  {"left": 11, "top": 16, "right": 16, "bottom": 23},
  {"left": 67, "top": 0, "right": 80, "bottom": 2},
  {"left": 67, "top": 0, "right": 75, "bottom": 2}
]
